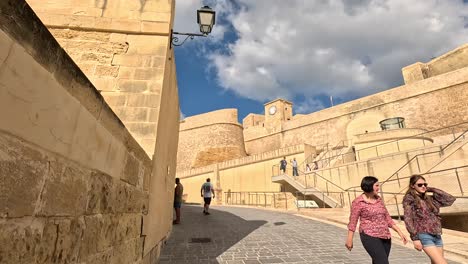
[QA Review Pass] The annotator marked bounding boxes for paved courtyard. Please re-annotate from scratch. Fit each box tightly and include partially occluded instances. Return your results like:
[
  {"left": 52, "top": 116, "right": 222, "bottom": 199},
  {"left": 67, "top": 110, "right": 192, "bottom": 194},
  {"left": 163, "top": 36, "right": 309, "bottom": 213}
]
[{"left": 159, "top": 205, "right": 459, "bottom": 264}]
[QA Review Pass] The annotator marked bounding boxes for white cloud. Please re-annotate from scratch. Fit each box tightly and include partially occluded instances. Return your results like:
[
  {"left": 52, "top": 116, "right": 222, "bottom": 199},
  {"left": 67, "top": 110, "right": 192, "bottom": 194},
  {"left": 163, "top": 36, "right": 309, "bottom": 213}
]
[
  {"left": 295, "top": 98, "right": 326, "bottom": 114},
  {"left": 200, "top": 0, "right": 468, "bottom": 106}
]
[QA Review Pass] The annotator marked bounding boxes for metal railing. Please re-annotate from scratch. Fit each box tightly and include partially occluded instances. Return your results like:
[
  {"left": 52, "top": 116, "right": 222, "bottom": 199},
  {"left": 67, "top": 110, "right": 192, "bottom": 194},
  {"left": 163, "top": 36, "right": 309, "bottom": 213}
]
[
  {"left": 346, "top": 128, "right": 468, "bottom": 192},
  {"left": 299, "top": 140, "right": 351, "bottom": 172},
  {"left": 224, "top": 191, "right": 295, "bottom": 210},
  {"left": 355, "top": 121, "right": 468, "bottom": 160}
]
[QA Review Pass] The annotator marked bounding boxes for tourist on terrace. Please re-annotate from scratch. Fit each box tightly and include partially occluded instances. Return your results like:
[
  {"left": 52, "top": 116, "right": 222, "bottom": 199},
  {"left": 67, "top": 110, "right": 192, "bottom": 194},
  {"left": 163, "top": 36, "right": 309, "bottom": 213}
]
[
  {"left": 280, "top": 157, "right": 287, "bottom": 174},
  {"left": 403, "top": 175, "right": 456, "bottom": 264},
  {"left": 292, "top": 158, "right": 299, "bottom": 176},
  {"left": 173, "top": 178, "right": 184, "bottom": 224},
  {"left": 346, "top": 176, "right": 408, "bottom": 264}
]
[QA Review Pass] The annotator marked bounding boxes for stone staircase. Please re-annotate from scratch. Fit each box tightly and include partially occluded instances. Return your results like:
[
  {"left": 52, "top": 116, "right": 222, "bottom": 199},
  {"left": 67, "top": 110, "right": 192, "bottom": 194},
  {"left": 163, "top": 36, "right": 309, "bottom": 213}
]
[{"left": 271, "top": 173, "right": 343, "bottom": 208}]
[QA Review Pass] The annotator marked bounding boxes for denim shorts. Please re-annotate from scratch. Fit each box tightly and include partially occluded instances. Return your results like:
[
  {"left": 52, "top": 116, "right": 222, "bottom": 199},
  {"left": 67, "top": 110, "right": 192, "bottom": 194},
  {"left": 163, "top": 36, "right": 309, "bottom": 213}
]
[{"left": 418, "top": 233, "right": 443, "bottom": 247}]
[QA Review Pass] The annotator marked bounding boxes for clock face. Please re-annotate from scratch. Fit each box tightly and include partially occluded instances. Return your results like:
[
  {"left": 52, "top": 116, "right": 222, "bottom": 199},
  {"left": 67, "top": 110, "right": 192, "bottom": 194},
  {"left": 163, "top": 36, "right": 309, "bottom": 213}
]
[{"left": 269, "top": 105, "right": 277, "bottom": 115}]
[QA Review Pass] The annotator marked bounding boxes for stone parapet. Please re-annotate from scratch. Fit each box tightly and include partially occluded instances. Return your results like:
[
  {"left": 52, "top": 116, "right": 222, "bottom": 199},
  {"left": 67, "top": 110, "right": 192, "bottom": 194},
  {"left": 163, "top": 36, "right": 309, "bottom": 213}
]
[
  {"left": 177, "top": 144, "right": 305, "bottom": 178},
  {"left": 403, "top": 44, "right": 468, "bottom": 84},
  {"left": 180, "top": 109, "right": 241, "bottom": 131}
]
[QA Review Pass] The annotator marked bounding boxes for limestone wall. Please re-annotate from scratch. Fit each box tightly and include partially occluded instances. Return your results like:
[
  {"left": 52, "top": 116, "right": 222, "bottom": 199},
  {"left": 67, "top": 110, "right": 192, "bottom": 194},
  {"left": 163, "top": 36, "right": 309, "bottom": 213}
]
[
  {"left": 0, "top": 1, "right": 178, "bottom": 263},
  {"left": 402, "top": 44, "right": 468, "bottom": 84},
  {"left": 177, "top": 109, "right": 247, "bottom": 171},
  {"left": 177, "top": 144, "right": 306, "bottom": 204},
  {"left": 26, "top": 0, "right": 174, "bottom": 156},
  {"left": 244, "top": 66, "right": 468, "bottom": 154}
]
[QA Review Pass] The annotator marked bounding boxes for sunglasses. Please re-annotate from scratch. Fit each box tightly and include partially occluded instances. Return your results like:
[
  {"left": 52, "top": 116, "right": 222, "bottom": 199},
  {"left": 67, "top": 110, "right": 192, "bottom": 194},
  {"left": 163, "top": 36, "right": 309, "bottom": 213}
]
[{"left": 416, "top": 183, "right": 428, "bottom": 187}]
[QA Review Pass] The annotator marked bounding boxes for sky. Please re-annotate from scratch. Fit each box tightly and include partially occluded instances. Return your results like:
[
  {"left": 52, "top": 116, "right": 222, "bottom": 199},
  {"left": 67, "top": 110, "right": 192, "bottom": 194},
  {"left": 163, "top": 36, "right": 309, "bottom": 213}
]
[{"left": 174, "top": 0, "right": 468, "bottom": 122}]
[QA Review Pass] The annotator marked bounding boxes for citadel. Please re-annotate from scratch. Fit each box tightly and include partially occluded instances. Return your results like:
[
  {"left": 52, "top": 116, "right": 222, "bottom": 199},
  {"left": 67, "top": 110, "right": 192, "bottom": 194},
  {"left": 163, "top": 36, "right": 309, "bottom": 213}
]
[{"left": 0, "top": 0, "right": 467, "bottom": 263}]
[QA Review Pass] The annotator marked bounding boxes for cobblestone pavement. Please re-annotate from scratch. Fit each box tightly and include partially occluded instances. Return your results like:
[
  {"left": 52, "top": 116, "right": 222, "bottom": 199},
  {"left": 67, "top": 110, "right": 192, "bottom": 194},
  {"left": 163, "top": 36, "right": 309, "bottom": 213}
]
[{"left": 159, "top": 205, "right": 460, "bottom": 264}]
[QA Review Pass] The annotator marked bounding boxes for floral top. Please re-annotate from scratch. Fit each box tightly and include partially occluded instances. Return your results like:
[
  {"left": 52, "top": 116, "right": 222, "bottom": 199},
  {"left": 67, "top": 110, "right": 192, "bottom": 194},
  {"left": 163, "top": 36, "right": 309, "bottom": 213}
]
[
  {"left": 347, "top": 194, "right": 395, "bottom": 239},
  {"left": 403, "top": 187, "right": 456, "bottom": 241}
]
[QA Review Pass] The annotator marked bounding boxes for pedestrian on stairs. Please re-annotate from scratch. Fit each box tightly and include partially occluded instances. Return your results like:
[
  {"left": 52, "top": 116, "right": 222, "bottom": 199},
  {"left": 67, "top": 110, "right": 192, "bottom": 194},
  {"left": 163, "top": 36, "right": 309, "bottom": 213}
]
[
  {"left": 292, "top": 158, "right": 299, "bottom": 176},
  {"left": 403, "top": 175, "right": 456, "bottom": 264},
  {"left": 280, "top": 157, "right": 287, "bottom": 174},
  {"left": 346, "top": 176, "right": 408, "bottom": 264}
]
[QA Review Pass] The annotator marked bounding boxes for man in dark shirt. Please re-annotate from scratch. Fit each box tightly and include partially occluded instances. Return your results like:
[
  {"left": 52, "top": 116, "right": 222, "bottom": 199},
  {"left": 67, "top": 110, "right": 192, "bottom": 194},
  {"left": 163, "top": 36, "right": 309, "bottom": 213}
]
[{"left": 173, "top": 178, "right": 184, "bottom": 224}]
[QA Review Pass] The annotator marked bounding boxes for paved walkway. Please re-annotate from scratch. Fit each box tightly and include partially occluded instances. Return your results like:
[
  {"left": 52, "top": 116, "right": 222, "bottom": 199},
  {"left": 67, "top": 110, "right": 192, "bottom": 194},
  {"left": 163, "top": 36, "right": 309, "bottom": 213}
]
[{"left": 159, "top": 205, "right": 461, "bottom": 264}]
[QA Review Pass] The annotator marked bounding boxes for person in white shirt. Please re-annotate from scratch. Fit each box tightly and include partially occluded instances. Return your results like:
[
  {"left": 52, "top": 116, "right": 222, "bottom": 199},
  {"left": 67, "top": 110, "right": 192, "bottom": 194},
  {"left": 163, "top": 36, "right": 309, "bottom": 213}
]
[
  {"left": 292, "top": 158, "right": 299, "bottom": 176},
  {"left": 201, "top": 178, "right": 215, "bottom": 215}
]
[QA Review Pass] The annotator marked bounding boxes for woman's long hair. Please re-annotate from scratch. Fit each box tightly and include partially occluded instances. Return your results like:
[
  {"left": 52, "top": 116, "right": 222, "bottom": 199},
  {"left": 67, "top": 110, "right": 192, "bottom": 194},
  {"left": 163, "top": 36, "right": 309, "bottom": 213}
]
[{"left": 405, "top": 175, "right": 436, "bottom": 211}]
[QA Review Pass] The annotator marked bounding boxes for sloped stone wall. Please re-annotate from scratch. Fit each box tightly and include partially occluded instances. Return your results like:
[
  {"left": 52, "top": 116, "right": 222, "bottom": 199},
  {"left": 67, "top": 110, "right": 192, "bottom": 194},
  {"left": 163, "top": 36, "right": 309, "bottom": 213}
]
[
  {"left": 0, "top": 1, "right": 174, "bottom": 263},
  {"left": 26, "top": 0, "right": 175, "bottom": 157}
]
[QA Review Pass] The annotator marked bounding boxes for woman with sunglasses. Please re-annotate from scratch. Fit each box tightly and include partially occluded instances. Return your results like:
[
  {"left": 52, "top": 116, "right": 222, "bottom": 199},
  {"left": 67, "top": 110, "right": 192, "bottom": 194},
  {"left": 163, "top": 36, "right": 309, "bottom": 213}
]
[
  {"left": 403, "top": 175, "right": 456, "bottom": 264},
  {"left": 346, "top": 176, "right": 408, "bottom": 264}
]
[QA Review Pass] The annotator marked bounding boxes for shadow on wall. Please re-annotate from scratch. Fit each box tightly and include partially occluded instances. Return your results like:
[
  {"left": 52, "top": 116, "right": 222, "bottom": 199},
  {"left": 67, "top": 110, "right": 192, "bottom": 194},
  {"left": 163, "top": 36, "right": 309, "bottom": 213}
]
[{"left": 160, "top": 205, "right": 267, "bottom": 262}]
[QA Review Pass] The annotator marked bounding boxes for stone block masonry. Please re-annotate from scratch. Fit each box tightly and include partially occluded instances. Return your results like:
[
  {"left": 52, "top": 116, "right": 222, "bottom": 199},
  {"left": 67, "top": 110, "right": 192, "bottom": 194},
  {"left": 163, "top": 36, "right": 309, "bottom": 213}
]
[
  {"left": 0, "top": 1, "right": 179, "bottom": 263},
  {"left": 26, "top": 0, "right": 174, "bottom": 157},
  {"left": 0, "top": 132, "right": 148, "bottom": 264}
]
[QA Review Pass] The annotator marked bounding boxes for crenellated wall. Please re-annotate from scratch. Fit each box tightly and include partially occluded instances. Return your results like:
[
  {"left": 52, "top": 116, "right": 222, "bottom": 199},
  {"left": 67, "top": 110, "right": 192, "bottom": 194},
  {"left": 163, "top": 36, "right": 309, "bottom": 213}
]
[
  {"left": 177, "top": 109, "right": 247, "bottom": 171},
  {"left": 0, "top": 1, "right": 179, "bottom": 263}
]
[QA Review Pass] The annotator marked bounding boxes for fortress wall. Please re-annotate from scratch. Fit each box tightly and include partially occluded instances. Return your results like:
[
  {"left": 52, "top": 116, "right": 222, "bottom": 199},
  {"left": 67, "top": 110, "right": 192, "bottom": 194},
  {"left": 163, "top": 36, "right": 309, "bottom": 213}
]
[
  {"left": 26, "top": 0, "right": 175, "bottom": 156},
  {"left": 180, "top": 108, "right": 239, "bottom": 130},
  {"left": 177, "top": 123, "right": 246, "bottom": 170},
  {"left": 245, "top": 67, "right": 468, "bottom": 154},
  {"left": 179, "top": 152, "right": 305, "bottom": 204},
  {"left": 0, "top": 1, "right": 178, "bottom": 263},
  {"left": 177, "top": 109, "right": 247, "bottom": 171},
  {"left": 403, "top": 44, "right": 468, "bottom": 84},
  {"left": 177, "top": 144, "right": 305, "bottom": 178},
  {"left": 178, "top": 144, "right": 306, "bottom": 204}
]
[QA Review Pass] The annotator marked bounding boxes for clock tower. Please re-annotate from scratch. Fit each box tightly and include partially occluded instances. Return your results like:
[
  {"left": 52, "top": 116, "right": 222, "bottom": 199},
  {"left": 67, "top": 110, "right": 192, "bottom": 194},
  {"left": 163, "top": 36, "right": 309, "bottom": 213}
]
[{"left": 264, "top": 99, "right": 293, "bottom": 128}]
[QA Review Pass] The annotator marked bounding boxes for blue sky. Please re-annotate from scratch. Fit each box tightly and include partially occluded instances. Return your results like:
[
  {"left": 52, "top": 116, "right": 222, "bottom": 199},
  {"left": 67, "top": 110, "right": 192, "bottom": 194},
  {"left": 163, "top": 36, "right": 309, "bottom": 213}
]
[{"left": 174, "top": 0, "right": 468, "bottom": 122}]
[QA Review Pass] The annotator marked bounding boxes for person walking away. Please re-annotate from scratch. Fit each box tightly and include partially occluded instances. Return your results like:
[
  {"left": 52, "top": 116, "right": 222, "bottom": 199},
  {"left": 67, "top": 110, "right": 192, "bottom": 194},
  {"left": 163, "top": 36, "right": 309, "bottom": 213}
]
[
  {"left": 201, "top": 178, "right": 215, "bottom": 215},
  {"left": 173, "top": 178, "right": 183, "bottom": 224},
  {"left": 305, "top": 163, "right": 312, "bottom": 172},
  {"left": 403, "top": 175, "right": 456, "bottom": 264},
  {"left": 280, "top": 157, "right": 287, "bottom": 174},
  {"left": 346, "top": 176, "right": 408, "bottom": 264},
  {"left": 292, "top": 158, "right": 299, "bottom": 176}
]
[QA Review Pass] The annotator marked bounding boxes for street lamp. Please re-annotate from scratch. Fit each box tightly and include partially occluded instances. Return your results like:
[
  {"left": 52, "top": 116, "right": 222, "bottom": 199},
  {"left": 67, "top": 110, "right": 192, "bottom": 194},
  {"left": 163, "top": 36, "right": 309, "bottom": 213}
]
[{"left": 171, "top": 6, "right": 216, "bottom": 48}]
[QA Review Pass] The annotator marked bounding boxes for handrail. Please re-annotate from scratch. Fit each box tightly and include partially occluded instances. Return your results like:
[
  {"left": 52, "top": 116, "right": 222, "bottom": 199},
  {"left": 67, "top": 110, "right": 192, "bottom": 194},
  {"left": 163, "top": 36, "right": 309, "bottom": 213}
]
[
  {"left": 440, "top": 129, "right": 467, "bottom": 152},
  {"left": 355, "top": 121, "right": 468, "bottom": 157},
  {"left": 296, "top": 142, "right": 332, "bottom": 170},
  {"left": 381, "top": 165, "right": 468, "bottom": 201},
  {"left": 346, "top": 128, "right": 468, "bottom": 191},
  {"left": 299, "top": 139, "right": 352, "bottom": 172}
]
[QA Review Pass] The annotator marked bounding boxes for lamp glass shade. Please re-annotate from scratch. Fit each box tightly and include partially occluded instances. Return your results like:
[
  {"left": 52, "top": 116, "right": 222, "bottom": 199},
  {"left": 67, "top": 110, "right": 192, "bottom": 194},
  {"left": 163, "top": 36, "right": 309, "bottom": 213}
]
[{"left": 197, "top": 6, "right": 215, "bottom": 35}]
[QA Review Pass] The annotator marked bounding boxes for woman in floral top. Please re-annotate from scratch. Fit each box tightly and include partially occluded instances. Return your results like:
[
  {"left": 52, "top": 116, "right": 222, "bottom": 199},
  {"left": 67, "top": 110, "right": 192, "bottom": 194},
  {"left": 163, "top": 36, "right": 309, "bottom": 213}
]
[
  {"left": 346, "top": 176, "right": 408, "bottom": 264},
  {"left": 403, "top": 175, "right": 456, "bottom": 264}
]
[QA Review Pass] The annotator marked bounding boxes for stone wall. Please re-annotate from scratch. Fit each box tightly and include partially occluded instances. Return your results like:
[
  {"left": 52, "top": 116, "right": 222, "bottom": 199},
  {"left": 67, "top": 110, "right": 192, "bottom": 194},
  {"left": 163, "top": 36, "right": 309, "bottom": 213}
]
[
  {"left": 402, "top": 44, "right": 468, "bottom": 84},
  {"left": 177, "top": 144, "right": 306, "bottom": 204},
  {"left": 177, "top": 109, "right": 247, "bottom": 171},
  {"left": 0, "top": 1, "right": 178, "bottom": 263},
  {"left": 243, "top": 65, "right": 468, "bottom": 154},
  {"left": 26, "top": 0, "right": 174, "bottom": 157}
]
